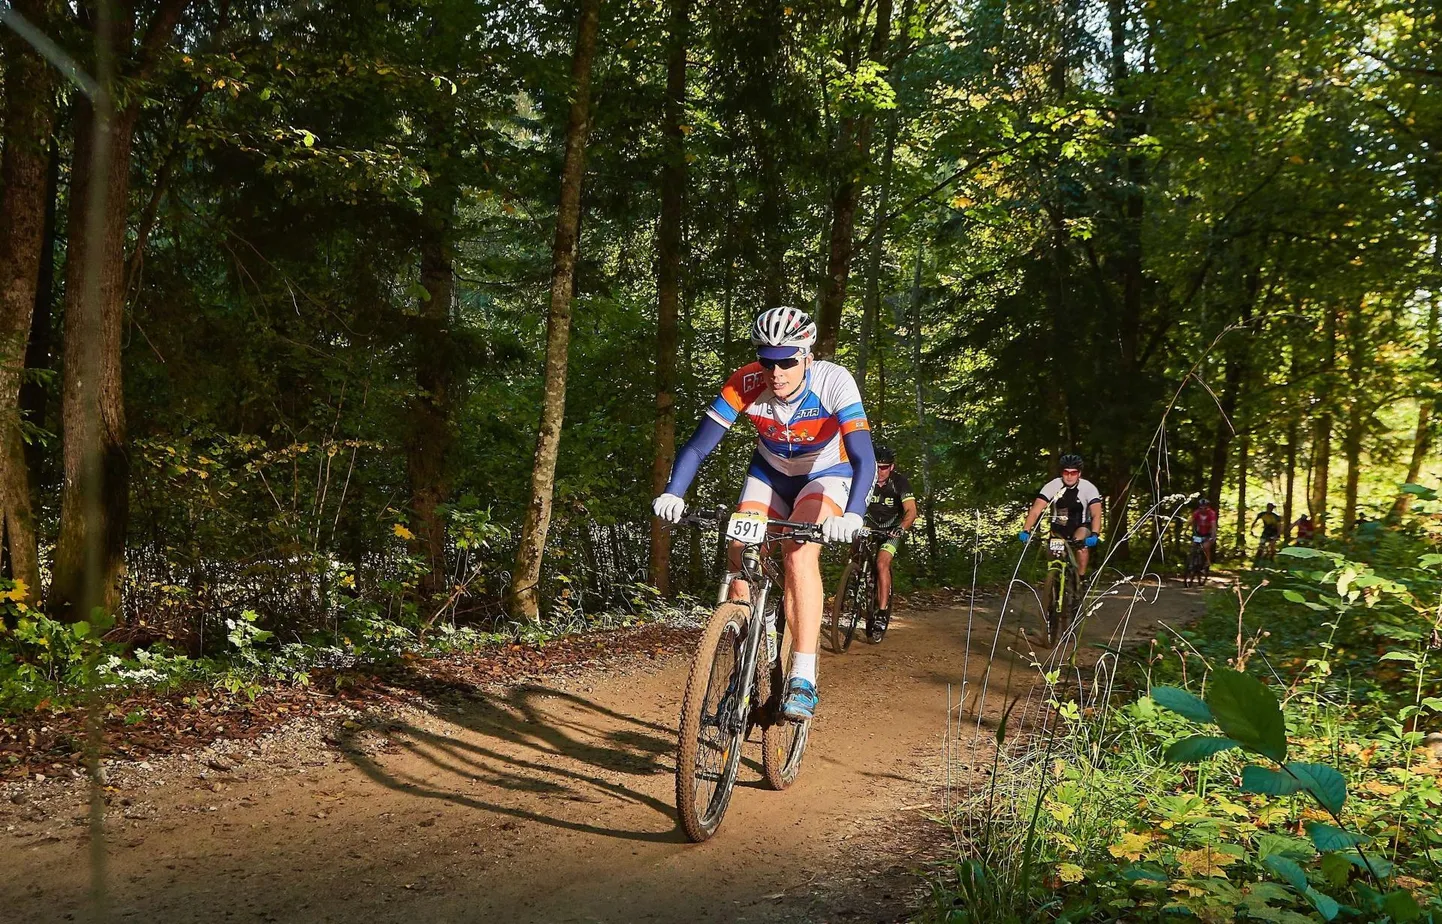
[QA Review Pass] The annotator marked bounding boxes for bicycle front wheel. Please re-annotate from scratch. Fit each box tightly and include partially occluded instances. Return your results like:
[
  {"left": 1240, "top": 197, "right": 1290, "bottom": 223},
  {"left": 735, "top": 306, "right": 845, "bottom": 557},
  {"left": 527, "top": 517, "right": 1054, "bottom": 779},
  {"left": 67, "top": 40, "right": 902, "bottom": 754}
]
[
  {"left": 829, "top": 560, "right": 864, "bottom": 653},
  {"left": 676, "top": 602, "right": 750, "bottom": 842},
  {"left": 1040, "top": 568, "right": 1059, "bottom": 645},
  {"left": 762, "top": 604, "right": 810, "bottom": 789}
]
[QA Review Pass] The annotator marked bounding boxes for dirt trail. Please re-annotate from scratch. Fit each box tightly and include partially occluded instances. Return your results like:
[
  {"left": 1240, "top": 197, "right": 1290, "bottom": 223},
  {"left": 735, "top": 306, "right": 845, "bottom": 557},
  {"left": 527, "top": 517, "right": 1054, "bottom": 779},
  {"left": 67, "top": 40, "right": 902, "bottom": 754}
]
[{"left": 1, "top": 582, "right": 1206, "bottom": 924}]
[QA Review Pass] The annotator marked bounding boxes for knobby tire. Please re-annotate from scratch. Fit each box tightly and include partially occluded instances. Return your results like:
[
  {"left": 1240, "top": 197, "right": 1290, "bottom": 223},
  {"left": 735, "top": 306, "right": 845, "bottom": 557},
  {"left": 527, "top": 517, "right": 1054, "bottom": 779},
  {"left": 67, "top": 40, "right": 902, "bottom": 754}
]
[
  {"left": 829, "top": 559, "right": 864, "bottom": 653},
  {"left": 761, "top": 601, "right": 810, "bottom": 790},
  {"left": 676, "top": 602, "right": 749, "bottom": 842}
]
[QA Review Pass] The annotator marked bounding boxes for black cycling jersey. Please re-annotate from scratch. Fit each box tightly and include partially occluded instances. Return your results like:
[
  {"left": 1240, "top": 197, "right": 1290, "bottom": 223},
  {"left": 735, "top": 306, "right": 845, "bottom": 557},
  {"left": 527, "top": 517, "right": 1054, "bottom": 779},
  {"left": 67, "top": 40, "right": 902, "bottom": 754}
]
[
  {"left": 1037, "top": 476, "right": 1103, "bottom": 531},
  {"left": 865, "top": 471, "right": 915, "bottom": 529}
]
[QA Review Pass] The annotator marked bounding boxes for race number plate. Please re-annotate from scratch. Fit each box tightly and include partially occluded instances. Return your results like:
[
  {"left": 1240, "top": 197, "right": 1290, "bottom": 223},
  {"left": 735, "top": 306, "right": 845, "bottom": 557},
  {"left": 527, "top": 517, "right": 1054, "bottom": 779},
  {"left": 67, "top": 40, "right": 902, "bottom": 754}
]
[
  {"left": 1048, "top": 537, "right": 1067, "bottom": 555},
  {"left": 726, "top": 511, "right": 768, "bottom": 544},
  {"left": 1192, "top": 534, "right": 1207, "bottom": 544}
]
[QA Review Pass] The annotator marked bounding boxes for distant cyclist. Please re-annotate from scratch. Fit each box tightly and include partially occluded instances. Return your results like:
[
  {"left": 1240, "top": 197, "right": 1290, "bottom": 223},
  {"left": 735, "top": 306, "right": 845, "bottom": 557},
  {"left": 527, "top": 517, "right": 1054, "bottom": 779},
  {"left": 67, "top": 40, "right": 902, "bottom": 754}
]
[
  {"left": 1019, "top": 453, "right": 1104, "bottom": 579},
  {"left": 1191, "top": 497, "right": 1218, "bottom": 567},
  {"left": 652, "top": 306, "right": 874, "bottom": 722},
  {"left": 1252, "top": 503, "right": 1282, "bottom": 559},
  {"left": 1294, "top": 513, "right": 1315, "bottom": 545},
  {"left": 862, "top": 445, "right": 918, "bottom": 641}
]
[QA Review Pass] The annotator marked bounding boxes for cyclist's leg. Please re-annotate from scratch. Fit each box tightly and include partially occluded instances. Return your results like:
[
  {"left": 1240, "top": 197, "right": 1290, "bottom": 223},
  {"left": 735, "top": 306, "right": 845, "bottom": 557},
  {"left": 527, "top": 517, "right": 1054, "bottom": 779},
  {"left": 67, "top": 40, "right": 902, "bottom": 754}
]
[
  {"left": 785, "top": 478, "right": 849, "bottom": 658},
  {"left": 876, "top": 545, "right": 895, "bottom": 610},
  {"left": 730, "top": 471, "right": 794, "bottom": 603},
  {"left": 1070, "top": 525, "right": 1090, "bottom": 576}
]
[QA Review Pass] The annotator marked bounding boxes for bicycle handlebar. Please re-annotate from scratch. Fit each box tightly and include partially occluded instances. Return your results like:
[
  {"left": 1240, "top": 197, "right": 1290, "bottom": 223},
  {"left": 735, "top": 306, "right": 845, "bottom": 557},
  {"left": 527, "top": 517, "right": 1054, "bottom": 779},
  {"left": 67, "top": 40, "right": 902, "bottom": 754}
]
[{"left": 669, "top": 508, "right": 888, "bottom": 545}]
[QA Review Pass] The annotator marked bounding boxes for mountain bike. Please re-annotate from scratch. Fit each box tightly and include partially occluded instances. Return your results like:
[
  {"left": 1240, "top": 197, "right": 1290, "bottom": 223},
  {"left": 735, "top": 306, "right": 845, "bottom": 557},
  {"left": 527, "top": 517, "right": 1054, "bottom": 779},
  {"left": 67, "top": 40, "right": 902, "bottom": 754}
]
[
  {"left": 672, "top": 508, "right": 821, "bottom": 842},
  {"left": 1183, "top": 534, "right": 1210, "bottom": 587},
  {"left": 1038, "top": 533, "right": 1084, "bottom": 648},
  {"left": 829, "top": 527, "right": 900, "bottom": 651}
]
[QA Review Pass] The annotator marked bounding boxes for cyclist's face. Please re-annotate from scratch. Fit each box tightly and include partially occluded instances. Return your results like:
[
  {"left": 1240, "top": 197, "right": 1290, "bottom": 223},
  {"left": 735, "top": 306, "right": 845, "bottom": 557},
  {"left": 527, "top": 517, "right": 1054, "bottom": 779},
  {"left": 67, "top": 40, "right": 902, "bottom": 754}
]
[
  {"left": 1061, "top": 468, "right": 1081, "bottom": 485},
  {"left": 876, "top": 463, "right": 893, "bottom": 483},
  {"left": 761, "top": 351, "right": 809, "bottom": 395}
]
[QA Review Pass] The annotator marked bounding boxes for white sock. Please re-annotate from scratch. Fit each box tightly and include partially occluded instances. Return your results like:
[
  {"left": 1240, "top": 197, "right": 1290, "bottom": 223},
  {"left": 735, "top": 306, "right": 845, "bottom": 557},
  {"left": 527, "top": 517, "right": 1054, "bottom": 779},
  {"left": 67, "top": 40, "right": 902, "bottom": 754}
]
[{"left": 789, "top": 652, "right": 817, "bottom": 686}]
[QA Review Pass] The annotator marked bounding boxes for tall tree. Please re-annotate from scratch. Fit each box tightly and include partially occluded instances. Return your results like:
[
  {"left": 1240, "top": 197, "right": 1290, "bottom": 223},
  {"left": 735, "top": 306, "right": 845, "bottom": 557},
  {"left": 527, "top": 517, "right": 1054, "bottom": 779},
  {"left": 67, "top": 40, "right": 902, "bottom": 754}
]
[
  {"left": 49, "top": 0, "right": 192, "bottom": 620},
  {"left": 0, "top": 0, "right": 58, "bottom": 603},
  {"left": 649, "top": 0, "right": 689, "bottom": 594},
  {"left": 510, "top": 0, "right": 603, "bottom": 621},
  {"left": 816, "top": 0, "right": 892, "bottom": 358}
]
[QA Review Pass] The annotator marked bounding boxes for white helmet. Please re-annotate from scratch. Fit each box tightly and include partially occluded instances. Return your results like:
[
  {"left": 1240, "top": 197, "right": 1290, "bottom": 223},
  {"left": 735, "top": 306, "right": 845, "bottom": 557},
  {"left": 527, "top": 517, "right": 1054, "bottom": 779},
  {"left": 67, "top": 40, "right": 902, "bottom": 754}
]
[{"left": 750, "top": 306, "right": 817, "bottom": 357}]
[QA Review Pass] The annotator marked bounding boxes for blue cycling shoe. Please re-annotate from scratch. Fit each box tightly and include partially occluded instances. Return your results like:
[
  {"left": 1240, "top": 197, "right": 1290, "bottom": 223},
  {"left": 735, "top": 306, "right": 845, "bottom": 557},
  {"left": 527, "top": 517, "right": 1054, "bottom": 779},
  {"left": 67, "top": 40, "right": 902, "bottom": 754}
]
[{"left": 781, "top": 678, "right": 818, "bottom": 722}]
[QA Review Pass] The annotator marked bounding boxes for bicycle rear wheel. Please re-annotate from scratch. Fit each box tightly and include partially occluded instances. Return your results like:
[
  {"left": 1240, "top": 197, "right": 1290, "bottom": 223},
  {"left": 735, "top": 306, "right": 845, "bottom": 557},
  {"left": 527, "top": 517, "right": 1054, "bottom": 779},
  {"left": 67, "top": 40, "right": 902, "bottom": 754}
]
[
  {"left": 762, "top": 604, "right": 810, "bottom": 790},
  {"left": 676, "top": 602, "right": 750, "bottom": 842},
  {"left": 829, "top": 560, "right": 864, "bottom": 653}
]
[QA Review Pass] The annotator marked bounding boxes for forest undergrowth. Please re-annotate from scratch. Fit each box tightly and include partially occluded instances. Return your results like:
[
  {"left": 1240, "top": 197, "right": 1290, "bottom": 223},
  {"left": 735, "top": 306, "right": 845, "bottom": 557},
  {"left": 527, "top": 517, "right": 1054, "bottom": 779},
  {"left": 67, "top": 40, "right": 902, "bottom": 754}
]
[{"left": 932, "top": 489, "right": 1442, "bottom": 923}]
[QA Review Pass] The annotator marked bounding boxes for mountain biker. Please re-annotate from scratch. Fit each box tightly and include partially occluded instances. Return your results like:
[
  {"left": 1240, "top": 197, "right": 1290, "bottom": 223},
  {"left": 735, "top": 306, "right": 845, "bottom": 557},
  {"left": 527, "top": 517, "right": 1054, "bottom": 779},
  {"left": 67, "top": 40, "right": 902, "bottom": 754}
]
[
  {"left": 1191, "top": 497, "right": 1218, "bottom": 566},
  {"left": 1252, "top": 503, "right": 1282, "bottom": 559},
  {"left": 651, "top": 306, "right": 875, "bottom": 722},
  {"left": 1294, "top": 513, "right": 1314, "bottom": 545},
  {"left": 862, "top": 445, "right": 918, "bottom": 642},
  {"left": 1019, "top": 453, "right": 1105, "bottom": 578}
]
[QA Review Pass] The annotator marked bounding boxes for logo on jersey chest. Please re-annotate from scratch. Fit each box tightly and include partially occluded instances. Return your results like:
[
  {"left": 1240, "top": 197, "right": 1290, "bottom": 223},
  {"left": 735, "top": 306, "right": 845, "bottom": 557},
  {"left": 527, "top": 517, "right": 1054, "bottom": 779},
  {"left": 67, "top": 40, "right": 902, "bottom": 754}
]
[
  {"left": 742, "top": 372, "right": 766, "bottom": 393},
  {"left": 793, "top": 407, "right": 820, "bottom": 420}
]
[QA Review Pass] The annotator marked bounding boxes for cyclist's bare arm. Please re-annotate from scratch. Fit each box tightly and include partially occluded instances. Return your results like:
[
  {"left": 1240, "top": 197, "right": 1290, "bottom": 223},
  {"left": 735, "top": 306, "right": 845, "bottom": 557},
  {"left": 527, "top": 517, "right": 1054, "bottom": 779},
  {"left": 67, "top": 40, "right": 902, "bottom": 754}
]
[
  {"left": 1088, "top": 500, "right": 1105, "bottom": 538},
  {"left": 900, "top": 498, "right": 919, "bottom": 531},
  {"left": 1022, "top": 496, "right": 1049, "bottom": 533}
]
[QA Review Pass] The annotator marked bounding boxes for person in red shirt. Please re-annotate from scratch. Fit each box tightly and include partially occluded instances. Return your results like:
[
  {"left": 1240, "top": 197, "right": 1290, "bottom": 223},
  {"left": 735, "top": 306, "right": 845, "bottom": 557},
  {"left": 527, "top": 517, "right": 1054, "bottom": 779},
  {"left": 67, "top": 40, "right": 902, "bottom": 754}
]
[
  {"left": 1191, "top": 497, "right": 1219, "bottom": 567},
  {"left": 1294, "top": 514, "right": 1315, "bottom": 545}
]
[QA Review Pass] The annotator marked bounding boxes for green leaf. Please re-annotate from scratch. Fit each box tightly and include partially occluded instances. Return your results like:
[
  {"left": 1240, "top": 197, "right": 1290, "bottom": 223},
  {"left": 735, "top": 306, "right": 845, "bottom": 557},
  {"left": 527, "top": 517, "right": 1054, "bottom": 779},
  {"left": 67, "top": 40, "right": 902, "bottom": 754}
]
[
  {"left": 1264, "top": 855, "right": 1309, "bottom": 891},
  {"left": 1420, "top": 697, "right": 1442, "bottom": 712},
  {"left": 1287, "top": 762, "right": 1347, "bottom": 814},
  {"left": 1320, "top": 852, "right": 1353, "bottom": 887},
  {"left": 1165, "top": 735, "right": 1240, "bottom": 763},
  {"left": 1379, "top": 650, "right": 1420, "bottom": 663},
  {"left": 1257, "top": 833, "right": 1314, "bottom": 860},
  {"left": 72, "top": 621, "right": 91, "bottom": 639},
  {"left": 1344, "top": 852, "right": 1394, "bottom": 879},
  {"left": 1305, "top": 822, "right": 1364, "bottom": 852},
  {"left": 1305, "top": 886, "right": 1341, "bottom": 921},
  {"left": 1400, "top": 483, "right": 1437, "bottom": 497},
  {"left": 1282, "top": 589, "right": 1307, "bottom": 603},
  {"left": 1206, "top": 669, "right": 1288, "bottom": 762},
  {"left": 1242, "top": 765, "right": 1304, "bottom": 797},
  {"left": 1150, "top": 686, "right": 1213, "bottom": 724},
  {"left": 1278, "top": 546, "right": 1329, "bottom": 558},
  {"left": 1382, "top": 889, "right": 1422, "bottom": 922},
  {"left": 1122, "top": 864, "right": 1169, "bottom": 882}
]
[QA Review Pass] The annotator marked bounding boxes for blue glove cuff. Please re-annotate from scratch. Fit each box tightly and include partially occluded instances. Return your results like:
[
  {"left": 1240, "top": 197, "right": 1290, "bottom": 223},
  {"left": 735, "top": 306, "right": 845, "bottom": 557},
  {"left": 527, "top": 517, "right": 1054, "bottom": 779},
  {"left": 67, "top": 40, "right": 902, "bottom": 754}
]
[
  {"left": 1085, "top": 535, "right": 1099, "bottom": 547},
  {"left": 1018, "top": 531, "right": 1031, "bottom": 543}
]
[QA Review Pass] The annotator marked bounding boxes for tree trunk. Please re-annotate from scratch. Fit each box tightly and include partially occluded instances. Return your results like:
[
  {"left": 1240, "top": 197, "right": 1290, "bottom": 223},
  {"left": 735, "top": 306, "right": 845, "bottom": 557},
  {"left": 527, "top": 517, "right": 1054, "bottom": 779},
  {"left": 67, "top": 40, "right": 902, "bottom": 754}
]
[
  {"left": 649, "top": 0, "right": 688, "bottom": 594},
  {"left": 909, "top": 246, "right": 936, "bottom": 576},
  {"left": 509, "top": 0, "right": 602, "bottom": 621},
  {"left": 1309, "top": 307, "right": 1337, "bottom": 534},
  {"left": 50, "top": 96, "right": 142, "bottom": 621},
  {"left": 815, "top": 0, "right": 892, "bottom": 358},
  {"left": 1394, "top": 296, "right": 1438, "bottom": 515},
  {"left": 855, "top": 114, "right": 897, "bottom": 390},
  {"left": 408, "top": 210, "right": 456, "bottom": 603},
  {"left": 1234, "top": 430, "right": 1249, "bottom": 549},
  {"left": 0, "top": 0, "right": 57, "bottom": 603},
  {"left": 1282, "top": 421, "right": 1297, "bottom": 533},
  {"left": 49, "top": 0, "right": 189, "bottom": 622},
  {"left": 1206, "top": 356, "right": 1241, "bottom": 504},
  {"left": 20, "top": 135, "right": 60, "bottom": 495},
  {"left": 1341, "top": 302, "right": 1367, "bottom": 535}
]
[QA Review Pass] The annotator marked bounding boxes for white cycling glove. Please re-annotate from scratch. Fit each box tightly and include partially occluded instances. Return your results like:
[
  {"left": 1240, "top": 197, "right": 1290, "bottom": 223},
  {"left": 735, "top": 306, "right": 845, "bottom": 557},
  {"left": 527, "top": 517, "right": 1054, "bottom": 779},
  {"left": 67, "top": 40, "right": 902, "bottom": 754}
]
[
  {"left": 822, "top": 512, "right": 864, "bottom": 543},
  {"left": 652, "top": 493, "right": 686, "bottom": 524}
]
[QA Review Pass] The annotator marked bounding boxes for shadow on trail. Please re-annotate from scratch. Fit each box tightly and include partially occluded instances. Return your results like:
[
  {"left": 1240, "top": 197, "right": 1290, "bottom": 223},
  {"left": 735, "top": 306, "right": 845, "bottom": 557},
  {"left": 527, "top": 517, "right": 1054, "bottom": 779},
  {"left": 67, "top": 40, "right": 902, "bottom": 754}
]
[{"left": 338, "top": 675, "right": 688, "bottom": 844}]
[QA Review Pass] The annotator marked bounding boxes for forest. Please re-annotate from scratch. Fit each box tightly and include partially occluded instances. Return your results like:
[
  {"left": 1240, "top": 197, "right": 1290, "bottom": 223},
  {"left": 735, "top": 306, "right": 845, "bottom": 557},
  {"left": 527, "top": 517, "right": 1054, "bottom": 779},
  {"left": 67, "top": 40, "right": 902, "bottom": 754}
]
[{"left": 0, "top": 0, "right": 1440, "bottom": 921}]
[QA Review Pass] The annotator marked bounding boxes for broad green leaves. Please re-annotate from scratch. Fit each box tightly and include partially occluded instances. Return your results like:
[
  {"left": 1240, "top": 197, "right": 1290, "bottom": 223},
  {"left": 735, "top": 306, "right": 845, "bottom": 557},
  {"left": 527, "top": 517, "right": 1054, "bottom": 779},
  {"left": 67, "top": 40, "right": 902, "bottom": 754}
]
[
  {"left": 1151, "top": 686, "right": 1213, "bottom": 723},
  {"left": 1207, "top": 670, "right": 1288, "bottom": 763}
]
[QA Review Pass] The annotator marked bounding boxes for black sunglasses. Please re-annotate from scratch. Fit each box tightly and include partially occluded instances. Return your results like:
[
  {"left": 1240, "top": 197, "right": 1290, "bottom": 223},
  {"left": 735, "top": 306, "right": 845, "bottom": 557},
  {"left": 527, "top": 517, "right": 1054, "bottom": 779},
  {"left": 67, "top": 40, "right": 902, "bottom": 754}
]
[{"left": 758, "top": 356, "right": 802, "bottom": 370}]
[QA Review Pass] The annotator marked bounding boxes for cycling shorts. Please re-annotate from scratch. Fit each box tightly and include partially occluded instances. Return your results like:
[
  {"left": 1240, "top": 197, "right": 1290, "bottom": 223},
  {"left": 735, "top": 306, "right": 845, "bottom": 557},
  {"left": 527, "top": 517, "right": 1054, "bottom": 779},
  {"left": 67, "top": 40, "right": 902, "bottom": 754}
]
[
  {"left": 737, "top": 457, "right": 851, "bottom": 522},
  {"left": 1050, "top": 520, "right": 1091, "bottom": 539},
  {"left": 1261, "top": 527, "right": 1280, "bottom": 540},
  {"left": 879, "top": 533, "right": 904, "bottom": 557}
]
